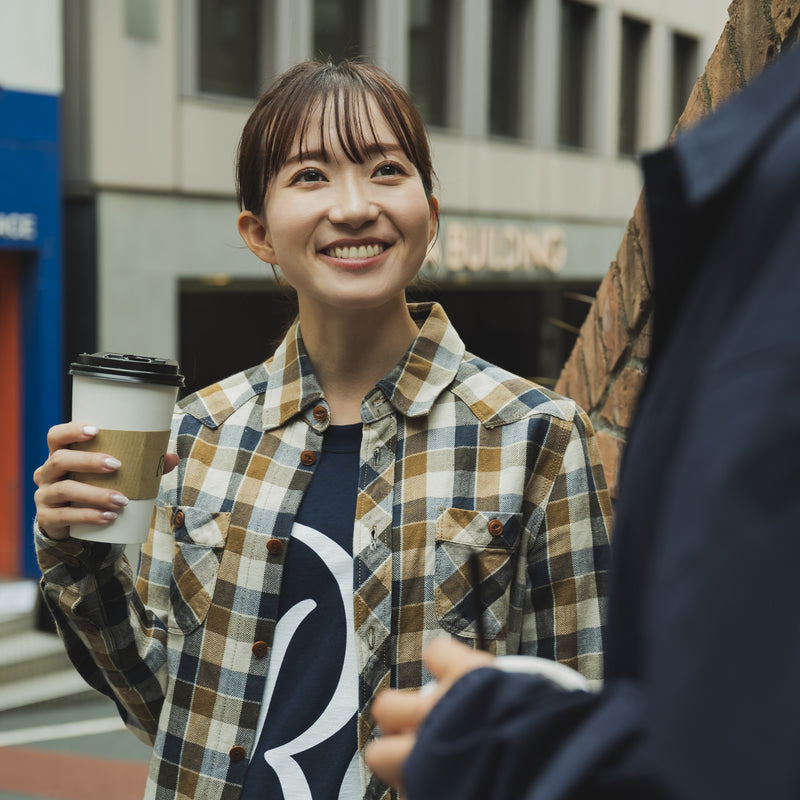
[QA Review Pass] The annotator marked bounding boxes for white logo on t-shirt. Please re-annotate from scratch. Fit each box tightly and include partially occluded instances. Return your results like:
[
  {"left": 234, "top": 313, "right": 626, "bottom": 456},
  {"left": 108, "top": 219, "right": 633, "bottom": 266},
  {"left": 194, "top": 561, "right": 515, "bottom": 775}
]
[{"left": 252, "top": 523, "right": 360, "bottom": 799}]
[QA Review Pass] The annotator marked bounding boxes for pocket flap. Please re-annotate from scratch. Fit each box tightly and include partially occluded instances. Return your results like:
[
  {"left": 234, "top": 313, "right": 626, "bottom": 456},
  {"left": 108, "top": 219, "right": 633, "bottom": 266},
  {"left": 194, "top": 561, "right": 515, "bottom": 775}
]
[
  {"left": 173, "top": 507, "right": 230, "bottom": 548},
  {"left": 436, "top": 508, "right": 521, "bottom": 549}
]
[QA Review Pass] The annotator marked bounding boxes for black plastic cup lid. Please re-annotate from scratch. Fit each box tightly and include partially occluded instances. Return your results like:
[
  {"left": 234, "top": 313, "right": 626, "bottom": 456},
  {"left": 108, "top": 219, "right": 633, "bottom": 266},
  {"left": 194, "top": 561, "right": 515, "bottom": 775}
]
[{"left": 69, "top": 352, "right": 185, "bottom": 387}]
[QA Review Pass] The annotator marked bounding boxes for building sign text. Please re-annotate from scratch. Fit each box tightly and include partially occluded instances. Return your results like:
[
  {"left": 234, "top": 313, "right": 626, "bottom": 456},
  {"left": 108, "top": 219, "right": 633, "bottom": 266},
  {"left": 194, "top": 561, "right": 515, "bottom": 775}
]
[
  {"left": 0, "top": 213, "right": 38, "bottom": 242},
  {"left": 426, "top": 219, "right": 568, "bottom": 278}
]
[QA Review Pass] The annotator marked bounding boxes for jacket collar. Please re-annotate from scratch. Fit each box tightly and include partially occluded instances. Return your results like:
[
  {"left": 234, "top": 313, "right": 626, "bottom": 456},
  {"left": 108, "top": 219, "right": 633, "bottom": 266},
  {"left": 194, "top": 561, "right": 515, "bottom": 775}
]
[
  {"left": 260, "top": 301, "right": 465, "bottom": 431},
  {"left": 670, "top": 43, "right": 800, "bottom": 207}
]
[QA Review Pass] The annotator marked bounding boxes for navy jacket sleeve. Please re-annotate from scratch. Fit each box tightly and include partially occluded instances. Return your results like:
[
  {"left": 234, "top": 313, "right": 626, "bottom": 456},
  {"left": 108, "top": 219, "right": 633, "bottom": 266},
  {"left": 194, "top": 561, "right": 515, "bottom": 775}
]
[{"left": 405, "top": 670, "right": 659, "bottom": 799}]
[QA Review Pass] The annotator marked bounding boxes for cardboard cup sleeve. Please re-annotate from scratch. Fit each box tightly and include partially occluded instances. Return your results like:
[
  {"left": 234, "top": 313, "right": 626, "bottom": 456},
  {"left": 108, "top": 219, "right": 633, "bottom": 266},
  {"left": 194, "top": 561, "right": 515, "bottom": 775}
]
[{"left": 71, "top": 429, "right": 171, "bottom": 499}]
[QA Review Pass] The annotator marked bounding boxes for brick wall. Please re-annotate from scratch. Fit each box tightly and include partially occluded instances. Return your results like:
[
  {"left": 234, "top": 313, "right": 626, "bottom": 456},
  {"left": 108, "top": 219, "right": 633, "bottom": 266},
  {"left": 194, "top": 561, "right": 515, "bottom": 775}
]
[{"left": 556, "top": 0, "right": 800, "bottom": 498}]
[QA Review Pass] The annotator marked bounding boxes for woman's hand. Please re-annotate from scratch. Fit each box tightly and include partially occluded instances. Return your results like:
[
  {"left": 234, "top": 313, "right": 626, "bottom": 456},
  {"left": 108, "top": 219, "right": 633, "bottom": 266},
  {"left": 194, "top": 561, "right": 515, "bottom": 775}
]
[
  {"left": 366, "top": 637, "right": 494, "bottom": 789},
  {"left": 33, "top": 422, "right": 178, "bottom": 541}
]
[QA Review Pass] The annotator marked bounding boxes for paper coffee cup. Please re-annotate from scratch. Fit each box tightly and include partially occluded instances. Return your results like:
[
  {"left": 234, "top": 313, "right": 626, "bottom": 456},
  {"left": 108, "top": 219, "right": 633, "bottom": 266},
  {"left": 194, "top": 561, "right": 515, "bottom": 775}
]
[
  {"left": 421, "top": 652, "right": 590, "bottom": 695},
  {"left": 68, "top": 352, "right": 184, "bottom": 544}
]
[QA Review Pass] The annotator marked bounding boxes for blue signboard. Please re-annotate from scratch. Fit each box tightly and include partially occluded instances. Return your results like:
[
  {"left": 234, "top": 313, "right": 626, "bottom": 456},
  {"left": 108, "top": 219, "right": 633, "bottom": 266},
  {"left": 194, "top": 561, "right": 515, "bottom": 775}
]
[{"left": 0, "top": 87, "right": 63, "bottom": 577}]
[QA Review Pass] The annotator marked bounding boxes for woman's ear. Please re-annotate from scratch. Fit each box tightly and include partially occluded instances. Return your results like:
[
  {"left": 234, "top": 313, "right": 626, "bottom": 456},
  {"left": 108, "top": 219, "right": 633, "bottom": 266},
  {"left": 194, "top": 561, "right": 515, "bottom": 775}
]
[
  {"left": 428, "top": 195, "right": 440, "bottom": 243},
  {"left": 238, "top": 211, "right": 277, "bottom": 264}
]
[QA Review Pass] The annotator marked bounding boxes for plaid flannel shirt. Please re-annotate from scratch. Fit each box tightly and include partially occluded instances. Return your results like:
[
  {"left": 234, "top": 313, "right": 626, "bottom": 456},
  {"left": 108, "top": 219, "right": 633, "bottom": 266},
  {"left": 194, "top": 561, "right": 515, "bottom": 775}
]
[{"left": 37, "top": 302, "right": 612, "bottom": 800}]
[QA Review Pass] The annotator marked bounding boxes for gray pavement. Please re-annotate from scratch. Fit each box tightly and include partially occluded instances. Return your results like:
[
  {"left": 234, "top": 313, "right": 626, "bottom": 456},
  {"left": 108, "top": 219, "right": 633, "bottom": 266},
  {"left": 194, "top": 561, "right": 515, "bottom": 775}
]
[
  {"left": 0, "top": 692, "right": 151, "bottom": 799},
  {"left": 0, "top": 694, "right": 151, "bottom": 762}
]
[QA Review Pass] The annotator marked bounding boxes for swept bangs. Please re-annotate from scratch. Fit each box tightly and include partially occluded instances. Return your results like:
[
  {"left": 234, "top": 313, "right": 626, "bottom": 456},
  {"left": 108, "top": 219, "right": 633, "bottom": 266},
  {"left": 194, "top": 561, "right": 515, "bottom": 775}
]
[{"left": 236, "top": 60, "right": 435, "bottom": 214}]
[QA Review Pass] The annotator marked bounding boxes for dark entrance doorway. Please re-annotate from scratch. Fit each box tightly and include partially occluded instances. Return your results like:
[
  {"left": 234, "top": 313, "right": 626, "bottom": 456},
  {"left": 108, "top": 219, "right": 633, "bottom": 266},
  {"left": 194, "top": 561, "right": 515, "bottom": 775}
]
[{"left": 178, "top": 279, "right": 597, "bottom": 399}]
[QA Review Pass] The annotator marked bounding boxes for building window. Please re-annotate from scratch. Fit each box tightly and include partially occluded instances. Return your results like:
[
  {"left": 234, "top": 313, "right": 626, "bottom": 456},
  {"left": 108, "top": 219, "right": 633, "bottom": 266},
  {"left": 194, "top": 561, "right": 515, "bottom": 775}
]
[
  {"left": 558, "top": 0, "right": 597, "bottom": 149},
  {"left": 314, "top": 0, "right": 364, "bottom": 62},
  {"left": 489, "top": 0, "right": 530, "bottom": 139},
  {"left": 125, "top": 0, "right": 158, "bottom": 41},
  {"left": 408, "top": 0, "right": 452, "bottom": 128},
  {"left": 197, "top": 0, "right": 261, "bottom": 98},
  {"left": 618, "top": 16, "right": 649, "bottom": 156},
  {"left": 672, "top": 32, "right": 699, "bottom": 126}
]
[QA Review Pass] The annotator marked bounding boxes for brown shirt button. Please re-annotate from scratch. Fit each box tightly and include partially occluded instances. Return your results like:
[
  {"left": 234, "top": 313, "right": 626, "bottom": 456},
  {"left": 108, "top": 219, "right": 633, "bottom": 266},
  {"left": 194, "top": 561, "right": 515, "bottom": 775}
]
[
  {"left": 312, "top": 405, "right": 328, "bottom": 421},
  {"left": 173, "top": 510, "right": 185, "bottom": 528},
  {"left": 300, "top": 450, "right": 316, "bottom": 466},
  {"left": 488, "top": 519, "right": 504, "bottom": 536},
  {"left": 266, "top": 538, "right": 283, "bottom": 555},
  {"left": 252, "top": 641, "right": 269, "bottom": 659},
  {"left": 229, "top": 745, "right": 246, "bottom": 762}
]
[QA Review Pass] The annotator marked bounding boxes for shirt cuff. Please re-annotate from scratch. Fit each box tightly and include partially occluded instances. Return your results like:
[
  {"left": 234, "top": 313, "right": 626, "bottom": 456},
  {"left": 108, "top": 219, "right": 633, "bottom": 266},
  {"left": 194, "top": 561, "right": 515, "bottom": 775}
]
[{"left": 34, "top": 518, "right": 123, "bottom": 576}]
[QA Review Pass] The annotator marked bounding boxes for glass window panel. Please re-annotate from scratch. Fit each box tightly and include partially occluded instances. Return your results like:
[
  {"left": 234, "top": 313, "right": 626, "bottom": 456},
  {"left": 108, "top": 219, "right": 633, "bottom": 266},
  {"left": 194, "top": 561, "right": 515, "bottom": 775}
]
[
  {"left": 125, "top": 0, "right": 158, "bottom": 41},
  {"left": 558, "top": 0, "right": 597, "bottom": 149},
  {"left": 618, "top": 16, "right": 649, "bottom": 156},
  {"left": 197, "top": 0, "right": 261, "bottom": 98},
  {"left": 672, "top": 32, "right": 699, "bottom": 126},
  {"left": 313, "top": 0, "right": 364, "bottom": 62},
  {"left": 489, "top": 0, "right": 529, "bottom": 138},
  {"left": 408, "top": 0, "right": 452, "bottom": 128}
]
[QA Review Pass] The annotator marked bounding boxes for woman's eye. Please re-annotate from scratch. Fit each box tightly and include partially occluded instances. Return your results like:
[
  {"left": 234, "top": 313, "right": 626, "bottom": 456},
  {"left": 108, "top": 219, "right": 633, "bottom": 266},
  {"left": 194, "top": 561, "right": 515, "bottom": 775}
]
[
  {"left": 374, "top": 162, "right": 405, "bottom": 178},
  {"left": 292, "top": 168, "right": 326, "bottom": 184}
]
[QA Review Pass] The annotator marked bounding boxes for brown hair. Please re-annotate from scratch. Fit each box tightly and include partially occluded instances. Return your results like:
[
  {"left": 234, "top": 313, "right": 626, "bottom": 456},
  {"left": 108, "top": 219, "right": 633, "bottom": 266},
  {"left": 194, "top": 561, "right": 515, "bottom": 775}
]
[{"left": 236, "top": 60, "right": 437, "bottom": 215}]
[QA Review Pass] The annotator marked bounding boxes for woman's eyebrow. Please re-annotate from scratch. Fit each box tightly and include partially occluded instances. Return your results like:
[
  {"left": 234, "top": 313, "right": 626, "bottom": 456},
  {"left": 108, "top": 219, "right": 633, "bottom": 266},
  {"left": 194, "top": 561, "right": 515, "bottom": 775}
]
[
  {"left": 284, "top": 142, "right": 405, "bottom": 167},
  {"left": 284, "top": 149, "right": 326, "bottom": 166},
  {"left": 360, "top": 143, "right": 405, "bottom": 159}
]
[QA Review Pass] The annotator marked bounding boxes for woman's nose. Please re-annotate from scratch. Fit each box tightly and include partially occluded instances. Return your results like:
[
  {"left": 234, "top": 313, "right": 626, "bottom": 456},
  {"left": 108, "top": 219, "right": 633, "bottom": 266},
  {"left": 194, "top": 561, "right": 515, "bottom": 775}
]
[{"left": 328, "top": 177, "right": 378, "bottom": 227}]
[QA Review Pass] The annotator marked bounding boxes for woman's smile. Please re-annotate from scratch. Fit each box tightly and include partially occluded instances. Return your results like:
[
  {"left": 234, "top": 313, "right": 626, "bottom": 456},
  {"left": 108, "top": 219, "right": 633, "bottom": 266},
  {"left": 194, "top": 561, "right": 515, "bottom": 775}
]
[
  {"left": 322, "top": 242, "right": 387, "bottom": 260},
  {"left": 320, "top": 240, "right": 391, "bottom": 269}
]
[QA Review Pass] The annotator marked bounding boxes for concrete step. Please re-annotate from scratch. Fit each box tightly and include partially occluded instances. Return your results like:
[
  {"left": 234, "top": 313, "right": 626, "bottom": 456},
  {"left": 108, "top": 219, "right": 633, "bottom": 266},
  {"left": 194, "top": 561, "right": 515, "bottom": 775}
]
[
  {"left": 0, "top": 668, "right": 97, "bottom": 713},
  {"left": 0, "top": 609, "right": 37, "bottom": 638},
  {"left": 0, "top": 578, "right": 39, "bottom": 616},
  {"left": 0, "top": 579, "right": 97, "bottom": 711},
  {"left": 0, "top": 629, "right": 73, "bottom": 683}
]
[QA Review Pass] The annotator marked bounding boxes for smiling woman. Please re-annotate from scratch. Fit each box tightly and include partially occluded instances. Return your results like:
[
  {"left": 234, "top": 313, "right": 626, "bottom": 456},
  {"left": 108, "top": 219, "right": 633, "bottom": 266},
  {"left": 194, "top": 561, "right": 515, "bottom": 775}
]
[{"left": 33, "top": 60, "right": 613, "bottom": 800}]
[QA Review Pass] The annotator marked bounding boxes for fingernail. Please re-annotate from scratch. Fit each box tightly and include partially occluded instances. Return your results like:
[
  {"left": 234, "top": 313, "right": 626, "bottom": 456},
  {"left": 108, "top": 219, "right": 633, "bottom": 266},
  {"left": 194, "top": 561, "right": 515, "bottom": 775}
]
[
  {"left": 101, "top": 511, "right": 118, "bottom": 521},
  {"left": 103, "top": 457, "right": 122, "bottom": 470},
  {"left": 110, "top": 493, "right": 129, "bottom": 507},
  {"left": 82, "top": 425, "right": 98, "bottom": 436}
]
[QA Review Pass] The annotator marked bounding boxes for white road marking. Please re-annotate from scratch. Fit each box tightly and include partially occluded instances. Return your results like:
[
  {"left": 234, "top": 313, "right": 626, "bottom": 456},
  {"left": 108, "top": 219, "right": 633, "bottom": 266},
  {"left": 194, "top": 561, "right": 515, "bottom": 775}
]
[{"left": 0, "top": 716, "right": 126, "bottom": 747}]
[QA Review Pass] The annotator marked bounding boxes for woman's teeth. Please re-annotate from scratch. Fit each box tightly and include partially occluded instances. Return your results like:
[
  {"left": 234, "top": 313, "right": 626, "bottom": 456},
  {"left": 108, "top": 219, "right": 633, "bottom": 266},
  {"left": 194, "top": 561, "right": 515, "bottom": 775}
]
[{"left": 327, "top": 243, "right": 385, "bottom": 259}]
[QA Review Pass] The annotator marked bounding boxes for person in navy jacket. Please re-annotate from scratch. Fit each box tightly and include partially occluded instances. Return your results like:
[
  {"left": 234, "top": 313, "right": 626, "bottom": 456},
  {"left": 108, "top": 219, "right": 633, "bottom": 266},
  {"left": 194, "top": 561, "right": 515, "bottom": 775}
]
[{"left": 366, "top": 40, "right": 800, "bottom": 800}]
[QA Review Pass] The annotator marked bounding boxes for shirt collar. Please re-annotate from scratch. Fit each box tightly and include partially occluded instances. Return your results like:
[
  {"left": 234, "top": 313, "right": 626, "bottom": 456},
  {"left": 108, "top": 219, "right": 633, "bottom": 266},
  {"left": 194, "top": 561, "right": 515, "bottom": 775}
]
[{"left": 261, "top": 302, "right": 465, "bottom": 431}]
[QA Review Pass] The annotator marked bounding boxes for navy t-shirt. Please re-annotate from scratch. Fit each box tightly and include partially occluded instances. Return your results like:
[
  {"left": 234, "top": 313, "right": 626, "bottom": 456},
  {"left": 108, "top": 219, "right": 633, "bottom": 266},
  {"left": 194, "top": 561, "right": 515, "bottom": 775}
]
[{"left": 240, "top": 423, "right": 362, "bottom": 800}]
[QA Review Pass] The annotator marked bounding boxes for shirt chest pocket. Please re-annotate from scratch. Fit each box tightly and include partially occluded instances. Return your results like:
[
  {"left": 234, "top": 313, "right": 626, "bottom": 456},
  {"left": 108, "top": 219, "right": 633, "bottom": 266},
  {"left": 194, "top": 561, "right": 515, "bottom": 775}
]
[
  {"left": 434, "top": 508, "right": 522, "bottom": 642},
  {"left": 169, "top": 507, "right": 231, "bottom": 635}
]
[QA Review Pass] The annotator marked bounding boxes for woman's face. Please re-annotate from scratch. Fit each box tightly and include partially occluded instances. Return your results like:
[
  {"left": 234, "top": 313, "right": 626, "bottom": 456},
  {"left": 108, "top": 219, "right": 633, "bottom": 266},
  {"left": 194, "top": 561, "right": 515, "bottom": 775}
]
[{"left": 249, "top": 96, "right": 437, "bottom": 317}]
